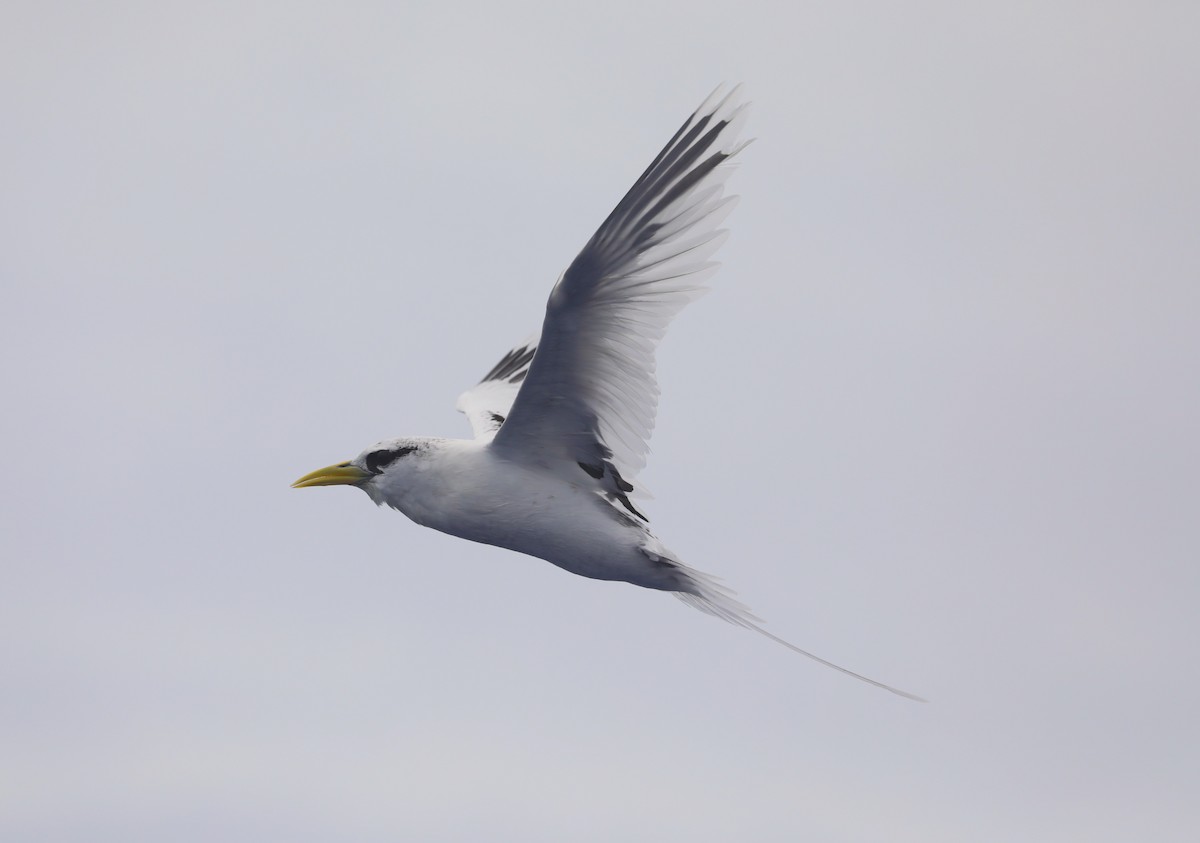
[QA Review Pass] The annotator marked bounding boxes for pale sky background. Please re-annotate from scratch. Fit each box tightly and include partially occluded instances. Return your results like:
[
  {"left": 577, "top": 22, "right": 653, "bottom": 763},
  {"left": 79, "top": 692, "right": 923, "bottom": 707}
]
[{"left": 3, "top": 2, "right": 1198, "bottom": 841}]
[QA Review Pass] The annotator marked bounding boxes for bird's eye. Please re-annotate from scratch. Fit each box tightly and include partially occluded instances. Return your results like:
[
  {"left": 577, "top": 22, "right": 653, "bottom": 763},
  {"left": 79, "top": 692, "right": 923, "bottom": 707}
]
[{"left": 365, "top": 447, "right": 416, "bottom": 474}]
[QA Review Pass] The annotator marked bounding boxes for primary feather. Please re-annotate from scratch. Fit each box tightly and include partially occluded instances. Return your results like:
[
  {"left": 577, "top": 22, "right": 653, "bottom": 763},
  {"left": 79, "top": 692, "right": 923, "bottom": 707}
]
[{"left": 493, "top": 86, "right": 749, "bottom": 489}]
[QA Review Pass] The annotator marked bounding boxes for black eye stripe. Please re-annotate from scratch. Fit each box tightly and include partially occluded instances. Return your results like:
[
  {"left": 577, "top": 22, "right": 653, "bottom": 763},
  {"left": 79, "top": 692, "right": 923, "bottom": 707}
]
[{"left": 365, "top": 447, "right": 417, "bottom": 474}]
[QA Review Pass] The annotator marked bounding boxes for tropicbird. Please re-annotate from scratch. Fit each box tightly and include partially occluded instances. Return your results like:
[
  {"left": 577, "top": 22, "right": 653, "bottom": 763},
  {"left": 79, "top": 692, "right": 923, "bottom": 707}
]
[{"left": 293, "top": 87, "right": 921, "bottom": 700}]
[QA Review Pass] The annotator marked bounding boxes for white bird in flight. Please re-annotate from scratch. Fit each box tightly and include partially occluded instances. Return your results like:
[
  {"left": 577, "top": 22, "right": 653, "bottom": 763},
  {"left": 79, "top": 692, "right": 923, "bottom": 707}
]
[{"left": 293, "top": 86, "right": 921, "bottom": 700}]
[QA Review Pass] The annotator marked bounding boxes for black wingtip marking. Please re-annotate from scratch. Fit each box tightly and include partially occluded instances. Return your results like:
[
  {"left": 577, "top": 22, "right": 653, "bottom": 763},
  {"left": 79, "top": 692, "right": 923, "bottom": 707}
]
[
  {"left": 559, "top": 94, "right": 741, "bottom": 302},
  {"left": 577, "top": 461, "right": 605, "bottom": 479},
  {"left": 481, "top": 345, "right": 536, "bottom": 384},
  {"left": 490, "top": 412, "right": 506, "bottom": 426}
]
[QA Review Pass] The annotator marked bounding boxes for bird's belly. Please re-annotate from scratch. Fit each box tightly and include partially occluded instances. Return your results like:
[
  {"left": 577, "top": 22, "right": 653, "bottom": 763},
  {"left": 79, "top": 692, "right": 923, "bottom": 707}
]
[{"left": 403, "top": 466, "right": 650, "bottom": 584}]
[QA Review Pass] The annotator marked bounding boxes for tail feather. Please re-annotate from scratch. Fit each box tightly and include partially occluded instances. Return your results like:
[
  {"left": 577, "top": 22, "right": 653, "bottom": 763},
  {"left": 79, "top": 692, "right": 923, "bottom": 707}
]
[{"left": 673, "top": 565, "right": 926, "bottom": 702}]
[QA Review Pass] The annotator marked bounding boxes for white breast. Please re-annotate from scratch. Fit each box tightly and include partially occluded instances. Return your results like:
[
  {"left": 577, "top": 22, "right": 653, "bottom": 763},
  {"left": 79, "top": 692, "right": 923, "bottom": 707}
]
[{"left": 372, "top": 439, "right": 651, "bottom": 583}]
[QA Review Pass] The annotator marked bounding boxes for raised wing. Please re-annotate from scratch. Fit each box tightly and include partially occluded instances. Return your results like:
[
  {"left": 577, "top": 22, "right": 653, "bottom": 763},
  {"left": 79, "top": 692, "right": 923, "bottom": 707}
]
[
  {"left": 491, "top": 86, "right": 749, "bottom": 490},
  {"left": 456, "top": 338, "right": 537, "bottom": 439}
]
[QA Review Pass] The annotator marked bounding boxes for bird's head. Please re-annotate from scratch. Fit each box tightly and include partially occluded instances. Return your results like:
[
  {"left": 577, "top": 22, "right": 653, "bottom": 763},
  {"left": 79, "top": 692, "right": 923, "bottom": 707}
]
[{"left": 291, "top": 439, "right": 422, "bottom": 500}]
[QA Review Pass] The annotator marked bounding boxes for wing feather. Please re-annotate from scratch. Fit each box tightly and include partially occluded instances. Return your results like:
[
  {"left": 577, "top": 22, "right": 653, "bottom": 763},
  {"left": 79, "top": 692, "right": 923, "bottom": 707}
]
[
  {"left": 490, "top": 86, "right": 749, "bottom": 486},
  {"left": 455, "top": 337, "right": 537, "bottom": 439}
]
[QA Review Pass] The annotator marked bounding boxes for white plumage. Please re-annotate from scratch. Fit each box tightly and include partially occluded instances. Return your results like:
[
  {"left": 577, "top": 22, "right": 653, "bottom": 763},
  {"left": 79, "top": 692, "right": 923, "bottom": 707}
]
[{"left": 293, "top": 86, "right": 921, "bottom": 700}]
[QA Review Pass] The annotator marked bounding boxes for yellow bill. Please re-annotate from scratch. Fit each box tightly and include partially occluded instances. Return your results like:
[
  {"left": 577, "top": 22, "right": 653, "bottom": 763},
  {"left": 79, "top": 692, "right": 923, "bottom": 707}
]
[{"left": 291, "top": 461, "right": 371, "bottom": 488}]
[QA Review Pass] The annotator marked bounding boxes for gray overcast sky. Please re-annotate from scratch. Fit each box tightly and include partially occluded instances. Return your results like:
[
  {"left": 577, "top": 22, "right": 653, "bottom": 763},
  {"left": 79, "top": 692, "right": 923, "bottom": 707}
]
[{"left": 3, "top": 2, "right": 1198, "bottom": 840}]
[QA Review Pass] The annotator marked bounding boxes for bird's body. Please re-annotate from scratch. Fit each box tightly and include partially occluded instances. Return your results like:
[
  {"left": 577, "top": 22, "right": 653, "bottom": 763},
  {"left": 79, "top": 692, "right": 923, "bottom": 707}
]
[
  {"left": 362, "top": 436, "right": 684, "bottom": 593},
  {"left": 294, "top": 86, "right": 921, "bottom": 699}
]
